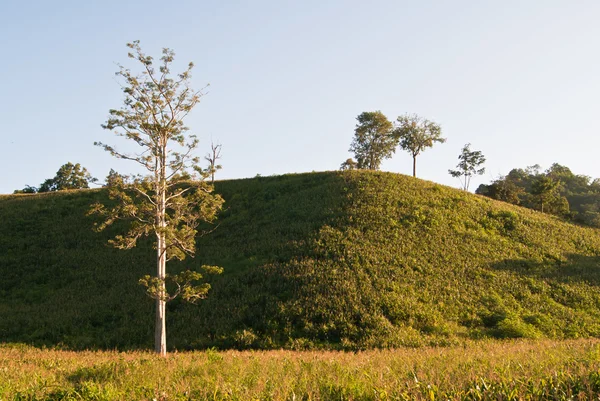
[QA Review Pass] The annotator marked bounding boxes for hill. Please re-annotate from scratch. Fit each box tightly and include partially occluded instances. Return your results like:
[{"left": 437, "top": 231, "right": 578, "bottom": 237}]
[{"left": 1, "top": 171, "right": 600, "bottom": 350}]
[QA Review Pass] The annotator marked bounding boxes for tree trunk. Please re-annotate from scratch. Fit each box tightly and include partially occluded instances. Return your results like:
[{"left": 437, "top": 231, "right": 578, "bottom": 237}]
[
  {"left": 155, "top": 230, "right": 167, "bottom": 356},
  {"left": 155, "top": 141, "right": 168, "bottom": 356},
  {"left": 412, "top": 156, "right": 417, "bottom": 177}
]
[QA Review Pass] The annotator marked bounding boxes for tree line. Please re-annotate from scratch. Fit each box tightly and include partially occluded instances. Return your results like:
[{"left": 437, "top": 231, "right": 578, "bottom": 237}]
[
  {"left": 13, "top": 143, "right": 222, "bottom": 194},
  {"left": 477, "top": 163, "right": 600, "bottom": 228}
]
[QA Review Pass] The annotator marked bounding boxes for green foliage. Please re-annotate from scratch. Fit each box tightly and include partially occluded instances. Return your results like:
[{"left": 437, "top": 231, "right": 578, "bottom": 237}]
[
  {"left": 3, "top": 171, "right": 600, "bottom": 351},
  {"left": 478, "top": 163, "right": 597, "bottom": 225},
  {"left": 448, "top": 143, "right": 486, "bottom": 191},
  {"left": 13, "top": 185, "right": 37, "bottom": 194},
  {"left": 38, "top": 162, "right": 96, "bottom": 193},
  {"left": 349, "top": 111, "right": 395, "bottom": 170},
  {"left": 103, "top": 169, "right": 127, "bottom": 187},
  {"left": 139, "top": 266, "right": 222, "bottom": 303},
  {"left": 339, "top": 158, "right": 357, "bottom": 171},
  {"left": 393, "top": 113, "right": 445, "bottom": 177}
]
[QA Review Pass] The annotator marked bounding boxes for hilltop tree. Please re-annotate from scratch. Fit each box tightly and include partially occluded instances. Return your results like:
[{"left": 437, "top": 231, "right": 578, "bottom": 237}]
[
  {"left": 104, "top": 169, "right": 130, "bottom": 188},
  {"left": 90, "top": 41, "right": 224, "bottom": 356},
  {"left": 205, "top": 140, "right": 222, "bottom": 183},
  {"left": 38, "top": 162, "right": 96, "bottom": 192},
  {"left": 340, "top": 158, "right": 357, "bottom": 171},
  {"left": 13, "top": 185, "right": 38, "bottom": 194},
  {"left": 393, "top": 114, "right": 445, "bottom": 177},
  {"left": 448, "top": 143, "right": 486, "bottom": 191},
  {"left": 349, "top": 111, "right": 395, "bottom": 170}
]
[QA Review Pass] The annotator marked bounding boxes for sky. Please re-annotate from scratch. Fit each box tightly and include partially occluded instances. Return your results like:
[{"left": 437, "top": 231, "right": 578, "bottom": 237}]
[{"left": 1, "top": 0, "right": 599, "bottom": 194}]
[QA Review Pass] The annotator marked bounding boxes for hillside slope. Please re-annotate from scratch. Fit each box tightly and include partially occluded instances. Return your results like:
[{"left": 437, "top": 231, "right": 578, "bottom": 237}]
[{"left": 1, "top": 171, "right": 600, "bottom": 350}]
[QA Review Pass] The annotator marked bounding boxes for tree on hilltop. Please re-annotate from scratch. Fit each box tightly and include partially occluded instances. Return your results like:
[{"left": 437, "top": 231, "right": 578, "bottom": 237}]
[
  {"left": 205, "top": 140, "right": 222, "bottom": 183},
  {"left": 349, "top": 111, "right": 395, "bottom": 170},
  {"left": 340, "top": 158, "right": 357, "bottom": 171},
  {"left": 38, "top": 162, "right": 96, "bottom": 192},
  {"left": 89, "top": 41, "right": 224, "bottom": 356},
  {"left": 448, "top": 143, "right": 486, "bottom": 191},
  {"left": 393, "top": 114, "right": 445, "bottom": 177}
]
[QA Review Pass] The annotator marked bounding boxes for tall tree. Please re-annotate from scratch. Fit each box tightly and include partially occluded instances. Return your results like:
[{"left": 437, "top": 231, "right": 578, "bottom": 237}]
[
  {"left": 38, "top": 162, "right": 96, "bottom": 192},
  {"left": 205, "top": 141, "right": 222, "bottom": 184},
  {"left": 448, "top": 143, "right": 486, "bottom": 191},
  {"left": 349, "top": 111, "right": 395, "bottom": 170},
  {"left": 90, "top": 41, "right": 224, "bottom": 356},
  {"left": 393, "top": 114, "right": 445, "bottom": 177}
]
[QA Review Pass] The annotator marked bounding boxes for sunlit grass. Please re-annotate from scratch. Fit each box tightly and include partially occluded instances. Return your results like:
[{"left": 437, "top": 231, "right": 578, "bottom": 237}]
[{"left": 2, "top": 339, "right": 600, "bottom": 400}]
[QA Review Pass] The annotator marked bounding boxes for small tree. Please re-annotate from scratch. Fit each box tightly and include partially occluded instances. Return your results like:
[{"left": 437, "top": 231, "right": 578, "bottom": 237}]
[
  {"left": 448, "top": 143, "right": 486, "bottom": 191},
  {"left": 340, "top": 158, "right": 357, "bottom": 171},
  {"left": 205, "top": 141, "right": 222, "bottom": 183},
  {"left": 38, "top": 162, "right": 96, "bottom": 192},
  {"left": 13, "top": 185, "right": 38, "bottom": 194},
  {"left": 394, "top": 114, "right": 445, "bottom": 177},
  {"left": 104, "top": 169, "right": 127, "bottom": 188},
  {"left": 349, "top": 111, "right": 395, "bottom": 170},
  {"left": 90, "top": 41, "right": 224, "bottom": 356}
]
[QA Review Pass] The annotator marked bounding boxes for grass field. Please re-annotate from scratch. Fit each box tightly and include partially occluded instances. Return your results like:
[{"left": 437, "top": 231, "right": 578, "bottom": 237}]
[{"left": 2, "top": 339, "right": 600, "bottom": 400}]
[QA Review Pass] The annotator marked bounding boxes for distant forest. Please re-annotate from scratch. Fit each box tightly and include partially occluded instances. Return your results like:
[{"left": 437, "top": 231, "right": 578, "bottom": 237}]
[{"left": 477, "top": 163, "right": 600, "bottom": 228}]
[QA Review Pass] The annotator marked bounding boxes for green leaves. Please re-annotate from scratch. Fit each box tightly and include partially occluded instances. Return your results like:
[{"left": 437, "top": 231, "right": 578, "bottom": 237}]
[
  {"left": 448, "top": 143, "right": 486, "bottom": 191},
  {"left": 349, "top": 111, "right": 396, "bottom": 170},
  {"left": 139, "top": 266, "right": 223, "bottom": 303},
  {"left": 36, "top": 162, "right": 96, "bottom": 193},
  {"left": 394, "top": 114, "right": 445, "bottom": 177}
]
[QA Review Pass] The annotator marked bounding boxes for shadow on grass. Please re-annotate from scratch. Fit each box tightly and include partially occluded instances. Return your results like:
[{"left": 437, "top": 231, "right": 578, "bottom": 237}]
[{"left": 492, "top": 253, "right": 600, "bottom": 286}]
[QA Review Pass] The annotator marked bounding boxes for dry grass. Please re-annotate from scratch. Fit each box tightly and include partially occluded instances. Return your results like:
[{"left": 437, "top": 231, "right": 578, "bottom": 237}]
[{"left": 2, "top": 339, "right": 600, "bottom": 400}]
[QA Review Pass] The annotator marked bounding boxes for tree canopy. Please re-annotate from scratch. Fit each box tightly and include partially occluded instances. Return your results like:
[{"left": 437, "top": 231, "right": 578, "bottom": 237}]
[
  {"left": 393, "top": 114, "right": 445, "bottom": 177},
  {"left": 477, "top": 163, "right": 600, "bottom": 225},
  {"left": 349, "top": 111, "right": 395, "bottom": 170},
  {"left": 448, "top": 143, "right": 486, "bottom": 191},
  {"left": 14, "top": 162, "right": 96, "bottom": 194}
]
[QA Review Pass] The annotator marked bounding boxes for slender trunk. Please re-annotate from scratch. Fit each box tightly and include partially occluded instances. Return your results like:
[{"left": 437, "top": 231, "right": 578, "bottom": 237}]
[
  {"left": 155, "top": 233, "right": 167, "bottom": 356},
  {"left": 412, "top": 156, "right": 417, "bottom": 177},
  {"left": 155, "top": 139, "right": 168, "bottom": 356}
]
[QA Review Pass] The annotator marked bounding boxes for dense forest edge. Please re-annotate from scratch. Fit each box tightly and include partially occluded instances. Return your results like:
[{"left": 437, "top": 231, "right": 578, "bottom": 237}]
[{"left": 2, "top": 170, "right": 600, "bottom": 351}]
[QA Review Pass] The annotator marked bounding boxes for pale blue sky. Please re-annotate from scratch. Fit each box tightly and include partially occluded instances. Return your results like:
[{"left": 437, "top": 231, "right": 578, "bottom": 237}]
[{"left": 1, "top": 0, "right": 599, "bottom": 194}]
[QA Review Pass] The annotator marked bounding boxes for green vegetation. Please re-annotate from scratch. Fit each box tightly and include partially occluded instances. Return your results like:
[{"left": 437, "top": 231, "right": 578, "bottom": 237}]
[
  {"left": 477, "top": 163, "right": 600, "bottom": 227},
  {"left": 2, "top": 171, "right": 600, "bottom": 350},
  {"left": 14, "top": 162, "right": 96, "bottom": 194},
  {"left": 2, "top": 340, "right": 600, "bottom": 400},
  {"left": 448, "top": 143, "right": 486, "bottom": 191},
  {"left": 349, "top": 111, "right": 395, "bottom": 170},
  {"left": 393, "top": 113, "right": 445, "bottom": 177}
]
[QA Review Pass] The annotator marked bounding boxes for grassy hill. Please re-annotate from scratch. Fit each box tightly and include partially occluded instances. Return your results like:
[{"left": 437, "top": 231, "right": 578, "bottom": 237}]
[{"left": 1, "top": 171, "right": 600, "bottom": 350}]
